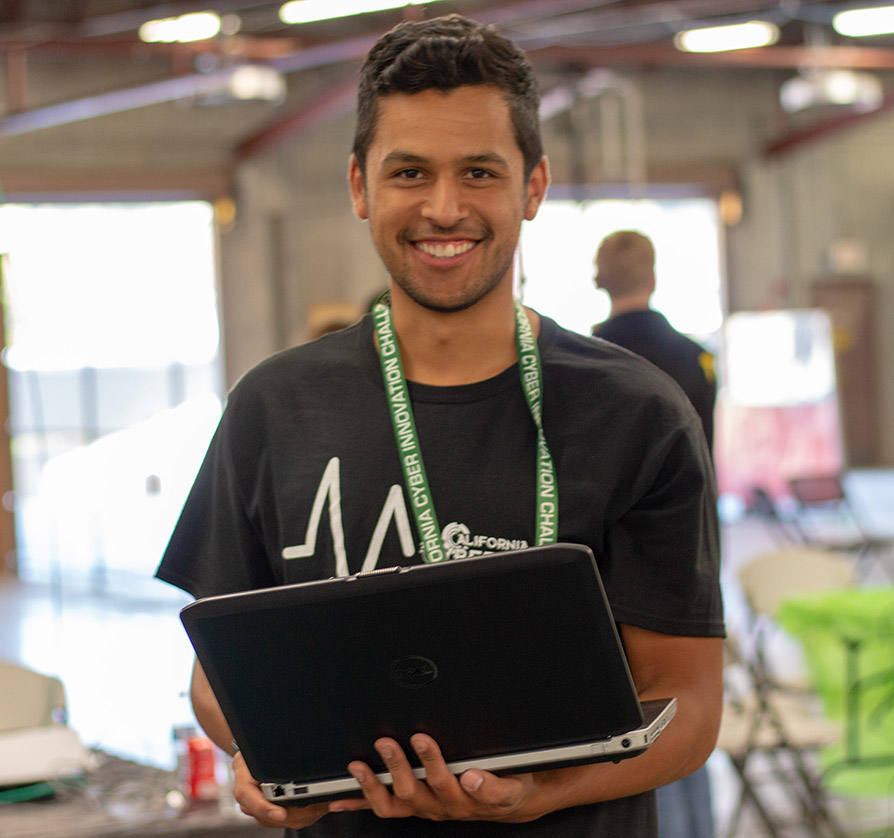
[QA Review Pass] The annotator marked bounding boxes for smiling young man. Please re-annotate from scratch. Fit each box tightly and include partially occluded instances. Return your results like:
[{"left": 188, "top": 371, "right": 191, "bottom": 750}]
[
  {"left": 157, "top": 15, "right": 724, "bottom": 837},
  {"left": 348, "top": 83, "right": 548, "bottom": 387}
]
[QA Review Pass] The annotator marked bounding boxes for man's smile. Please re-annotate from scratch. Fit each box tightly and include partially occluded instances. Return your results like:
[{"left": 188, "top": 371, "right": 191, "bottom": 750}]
[{"left": 413, "top": 240, "right": 478, "bottom": 259}]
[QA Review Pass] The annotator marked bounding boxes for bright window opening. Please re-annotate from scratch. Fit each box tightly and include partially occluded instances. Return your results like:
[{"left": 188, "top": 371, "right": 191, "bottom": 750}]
[
  {"left": 0, "top": 202, "right": 223, "bottom": 594},
  {"left": 519, "top": 197, "right": 724, "bottom": 342}
]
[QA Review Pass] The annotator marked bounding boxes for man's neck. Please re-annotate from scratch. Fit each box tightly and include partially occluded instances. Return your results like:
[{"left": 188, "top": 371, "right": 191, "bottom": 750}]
[
  {"left": 609, "top": 293, "right": 652, "bottom": 317},
  {"left": 387, "top": 290, "right": 538, "bottom": 386}
]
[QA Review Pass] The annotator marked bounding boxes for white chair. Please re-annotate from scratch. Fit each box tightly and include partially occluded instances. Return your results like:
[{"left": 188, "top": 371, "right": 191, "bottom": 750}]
[
  {"left": 738, "top": 547, "right": 856, "bottom": 618},
  {"left": 718, "top": 636, "right": 845, "bottom": 838},
  {"left": 716, "top": 549, "right": 857, "bottom": 838},
  {"left": 0, "top": 660, "right": 95, "bottom": 792},
  {"left": 0, "top": 660, "right": 68, "bottom": 731}
]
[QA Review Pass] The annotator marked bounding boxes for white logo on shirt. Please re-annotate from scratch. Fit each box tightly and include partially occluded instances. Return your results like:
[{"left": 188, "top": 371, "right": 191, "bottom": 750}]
[
  {"left": 281, "top": 457, "right": 526, "bottom": 574},
  {"left": 442, "top": 522, "right": 529, "bottom": 559}
]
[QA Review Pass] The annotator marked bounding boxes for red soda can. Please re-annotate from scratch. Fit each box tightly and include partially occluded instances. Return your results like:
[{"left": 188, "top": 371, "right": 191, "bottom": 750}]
[{"left": 187, "top": 736, "right": 218, "bottom": 800}]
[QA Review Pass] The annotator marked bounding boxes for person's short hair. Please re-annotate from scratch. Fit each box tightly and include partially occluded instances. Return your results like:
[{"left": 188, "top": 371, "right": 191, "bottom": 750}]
[
  {"left": 594, "top": 230, "right": 656, "bottom": 298},
  {"left": 352, "top": 15, "right": 543, "bottom": 180}
]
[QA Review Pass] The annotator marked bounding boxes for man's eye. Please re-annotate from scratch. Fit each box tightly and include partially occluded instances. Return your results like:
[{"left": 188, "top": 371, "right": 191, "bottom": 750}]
[
  {"left": 468, "top": 169, "right": 492, "bottom": 179},
  {"left": 397, "top": 168, "right": 422, "bottom": 180}
]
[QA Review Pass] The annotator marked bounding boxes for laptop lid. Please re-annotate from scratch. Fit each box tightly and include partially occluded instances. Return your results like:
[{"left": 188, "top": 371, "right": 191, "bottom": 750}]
[{"left": 180, "top": 543, "right": 676, "bottom": 804}]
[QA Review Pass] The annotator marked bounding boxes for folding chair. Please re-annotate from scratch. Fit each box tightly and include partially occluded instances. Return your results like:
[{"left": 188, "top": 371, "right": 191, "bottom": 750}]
[
  {"left": 749, "top": 486, "right": 803, "bottom": 547},
  {"left": 718, "top": 637, "right": 843, "bottom": 838},
  {"left": 788, "top": 474, "right": 894, "bottom": 582},
  {"left": 716, "top": 548, "right": 857, "bottom": 838}
]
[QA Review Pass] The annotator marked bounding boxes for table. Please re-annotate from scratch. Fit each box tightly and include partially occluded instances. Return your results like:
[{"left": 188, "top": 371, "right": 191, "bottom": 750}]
[
  {"left": 777, "top": 586, "right": 894, "bottom": 796},
  {"left": 0, "top": 751, "right": 265, "bottom": 838}
]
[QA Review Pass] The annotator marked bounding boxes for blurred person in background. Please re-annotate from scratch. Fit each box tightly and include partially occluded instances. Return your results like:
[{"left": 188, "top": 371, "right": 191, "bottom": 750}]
[{"left": 593, "top": 228, "right": 717, "bottom": 838}]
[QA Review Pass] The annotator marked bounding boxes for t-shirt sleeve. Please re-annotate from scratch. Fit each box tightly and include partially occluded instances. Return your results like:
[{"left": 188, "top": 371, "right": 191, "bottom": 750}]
[{"left": 601, "top": 402, "right": 724, "bottom": 638}]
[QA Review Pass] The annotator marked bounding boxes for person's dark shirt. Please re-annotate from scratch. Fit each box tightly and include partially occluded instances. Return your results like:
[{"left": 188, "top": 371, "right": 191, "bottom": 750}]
[{"left": 593, "top": 309, "right": 716, "bottom": 451}]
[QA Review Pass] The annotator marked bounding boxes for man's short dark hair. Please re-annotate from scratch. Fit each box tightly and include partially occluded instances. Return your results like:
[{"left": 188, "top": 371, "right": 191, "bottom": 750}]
[{"left": 353, "top": 15, "right": 543, "bottom": 179}]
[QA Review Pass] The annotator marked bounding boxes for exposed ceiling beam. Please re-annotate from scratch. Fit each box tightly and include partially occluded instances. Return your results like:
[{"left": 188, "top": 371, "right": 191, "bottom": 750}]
[
  {"left": 0, "top": 0, "right": 612, "bottom": 43},
  {"left": 9, "top": 36, "right": 894, "bottom": 71},
  {"left": 764, "top": 91, "right": 894, "bottom": 155},
  {"left": 0, "top": 66, "right": 251, "bottom": 136},
  {"left": 2, "top": 0, "right": 892, "bottom": 140},
  {"left": 472, "top": 0, "right": 620, "bottom": 27},
  {"left": 0, "top": 37, "right": 305, "bottom": 61},
  {"left": 3, "top": 37, "right": 892, "bottom": 138},
  {"left": 0, "top": 0, "right": 858, "bottom": 47},
  {"left": 236, "top": 76, "right": 358, "bottom": 159},
  {"left": 0, "top": 34, "right": 373, "bottom": 137},
  {"left": 266, "top": 34, "right": 375, "bottom": 73},
  {"left": 531, "top": 43, "right": 894, "bottom": 70}
]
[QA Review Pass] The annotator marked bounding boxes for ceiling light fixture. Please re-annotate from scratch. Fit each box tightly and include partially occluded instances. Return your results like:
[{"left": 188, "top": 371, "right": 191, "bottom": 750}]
[
  {"left": 779, "top": 68, "right": 884, "bottom": 113},
  {"left": 279, "top": 0, "right": 447, "bottom": 26},
  {"left": 139, "top": 11, "right": 221, "bottom": 43},
  {"left": 228, "top": 66, "right": 287, "bottom": 102},
  {"left": 833, "top": 5, "right": 894, "bottom": 37},
  {"left": 674, "top": 20, "right": 780, "bottom": 53}
]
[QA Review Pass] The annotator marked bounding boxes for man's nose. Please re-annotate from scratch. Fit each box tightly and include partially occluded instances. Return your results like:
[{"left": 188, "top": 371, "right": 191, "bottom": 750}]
[{"left": 421, "top": 177, "right": 468, "bottom": 227}]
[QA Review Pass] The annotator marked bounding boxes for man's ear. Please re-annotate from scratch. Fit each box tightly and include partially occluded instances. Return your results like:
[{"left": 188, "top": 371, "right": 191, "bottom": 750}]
[
  {"left": 348, "top": 154, "right": 369, "bottom": 220},
  {"left": 524, "top": 155, "right": 550, "bottom": 221}
]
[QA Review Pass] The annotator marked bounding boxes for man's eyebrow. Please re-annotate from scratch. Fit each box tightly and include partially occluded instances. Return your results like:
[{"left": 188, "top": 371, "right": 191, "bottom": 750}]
[
  {"left": 379, "top": 151, "right": 511, "bottom": 168},
  {"left": 381, "top": 151, "right": 427, "bottom": 166},
  {"left": 464, "top": 152, "right": 510, "bottom": 167}
]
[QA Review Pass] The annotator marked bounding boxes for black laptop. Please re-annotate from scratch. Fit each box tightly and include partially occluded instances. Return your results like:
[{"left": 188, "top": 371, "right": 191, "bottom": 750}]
[{"left": 180, "top": 543, "right": 676, "bottom": 804}]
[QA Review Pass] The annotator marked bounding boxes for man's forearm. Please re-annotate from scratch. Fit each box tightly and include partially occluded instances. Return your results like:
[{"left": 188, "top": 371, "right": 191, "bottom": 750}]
[
  {"left": 190, "top": 659, "right": 236, "bottom": 755},
  {"left": 519, "top": 630, "right": 724, "bottom": 819},
  {"left": 522, "top": 689, "right": 717, "bottom": 818}
]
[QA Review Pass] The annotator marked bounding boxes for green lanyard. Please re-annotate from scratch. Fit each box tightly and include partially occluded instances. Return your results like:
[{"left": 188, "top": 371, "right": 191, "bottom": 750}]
[{"left": 372, "top": 299, "right": 558, "bottom": 563}]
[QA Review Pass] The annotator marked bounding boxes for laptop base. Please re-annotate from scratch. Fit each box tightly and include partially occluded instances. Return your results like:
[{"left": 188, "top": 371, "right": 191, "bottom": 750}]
[{"left": 261, "top": 697, "right": 676, "bottom": 805}]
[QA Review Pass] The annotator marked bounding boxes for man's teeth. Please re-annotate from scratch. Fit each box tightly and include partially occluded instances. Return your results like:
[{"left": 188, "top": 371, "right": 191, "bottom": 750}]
[{"left": 416, "top": 241, "right": 475, "bottom": 258}]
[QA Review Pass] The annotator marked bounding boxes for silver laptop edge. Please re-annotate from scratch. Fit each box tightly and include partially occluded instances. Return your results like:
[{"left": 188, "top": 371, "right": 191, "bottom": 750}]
[{"left": 260, "top": 697, "right": 676, "bottom": 804}]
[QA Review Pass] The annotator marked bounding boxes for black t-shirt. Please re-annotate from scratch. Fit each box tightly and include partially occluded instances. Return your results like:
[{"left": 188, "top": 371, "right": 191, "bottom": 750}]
[
  {"left": 157, "top": 313, "right": 724, "bottom": 837},
  {"left": 593, "top": 310, "right": 716, "bottom": 451}
]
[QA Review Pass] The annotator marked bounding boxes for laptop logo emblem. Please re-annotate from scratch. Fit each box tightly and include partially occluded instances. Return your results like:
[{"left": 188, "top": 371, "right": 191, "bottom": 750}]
[{"left": 389, "top": 656, "right": 438, "bottom": 689}]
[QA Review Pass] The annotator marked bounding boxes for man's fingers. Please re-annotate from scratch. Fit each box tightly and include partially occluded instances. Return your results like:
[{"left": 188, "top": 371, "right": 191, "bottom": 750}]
[
  {"left": 232, "top": 758, "right": 286, "bottom": 823},
  {"left": 461, "top": 769, "right": 533, "bottom": 816},
  {"left": 344, "top": 737, "right": 532, "bottom": 823},
  {"left": 232, "top": 776, "right": 287, "bottom": 824},
  {"left": 376, "top": 738, "right": 419, "bottom": 798},
  {"left": 231, "top": 751, "right": 331, "bottom": 829},
  {"left": 410, "top": 733, "right": 455, "bottom": 794},
  {"left": 348, "top": 757, "right": 409, "bottom": 816},
  {"left": 460, "top": 770, "right": 486, "bottom": 794}
]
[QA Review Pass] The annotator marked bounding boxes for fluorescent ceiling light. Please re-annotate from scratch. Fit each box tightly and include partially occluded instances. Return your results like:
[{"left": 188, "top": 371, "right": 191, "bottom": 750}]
[
  {"left": 833, "top": 5, "right": 894, "bottom": 37},
  {"left": 675, "top": 20, "right": 779, "bottom": 53},
  {"left": 139, "top": 11, "right": 221, "bottom": 43},
  {"left": 280, "top": 0, "right": 446, "bottom": 25}
]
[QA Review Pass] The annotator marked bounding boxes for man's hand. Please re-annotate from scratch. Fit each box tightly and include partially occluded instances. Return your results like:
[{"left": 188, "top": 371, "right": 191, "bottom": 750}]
[
  {"left": 232, "top": 751, "right": 337, "bottom": 830},
  {"left": 329, "top": 734, "right": 543, "bottom": 823}
]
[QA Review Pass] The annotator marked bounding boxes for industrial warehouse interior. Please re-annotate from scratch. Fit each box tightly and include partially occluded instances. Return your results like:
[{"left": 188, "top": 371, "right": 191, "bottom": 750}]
[{"left": 2, "top": 2, "right": 894, "bottom": 836}]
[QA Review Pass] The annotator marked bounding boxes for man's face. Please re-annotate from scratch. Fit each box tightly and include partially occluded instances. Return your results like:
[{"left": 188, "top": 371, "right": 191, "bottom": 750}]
[{"left": 349, "top": 85, "right": 548, "bottom": 314}]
